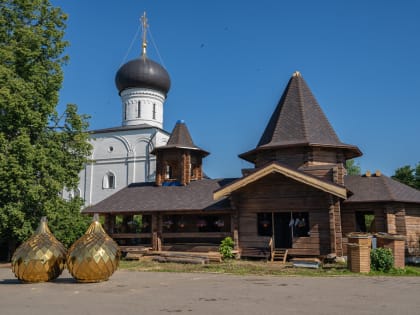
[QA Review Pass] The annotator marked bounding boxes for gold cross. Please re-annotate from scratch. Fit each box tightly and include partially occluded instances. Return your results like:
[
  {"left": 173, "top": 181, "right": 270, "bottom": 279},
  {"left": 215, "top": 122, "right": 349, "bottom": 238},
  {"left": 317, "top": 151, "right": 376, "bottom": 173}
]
[{"left": 141, "top": 12, "right": 148, "bottom": 56}]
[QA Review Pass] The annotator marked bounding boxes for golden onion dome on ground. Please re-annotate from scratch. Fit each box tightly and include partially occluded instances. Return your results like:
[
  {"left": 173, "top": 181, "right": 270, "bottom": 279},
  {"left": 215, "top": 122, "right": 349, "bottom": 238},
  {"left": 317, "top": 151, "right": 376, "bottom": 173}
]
[
  {"left": 11, "top": 217, "right": 67, "bottom": 283},
  {"left": 66, "top": 214, "right": 120, "bottom": 283}
]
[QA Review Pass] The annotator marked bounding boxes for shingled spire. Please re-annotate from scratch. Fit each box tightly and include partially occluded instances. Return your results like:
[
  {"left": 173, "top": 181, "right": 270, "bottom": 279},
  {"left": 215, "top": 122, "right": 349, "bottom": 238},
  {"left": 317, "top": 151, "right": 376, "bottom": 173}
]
[
  {"left": 240, "top": 72, "right": 361, "bottom": 165},
  {"left": 152, "top": 120, "right": 209, "bottom": 186}
]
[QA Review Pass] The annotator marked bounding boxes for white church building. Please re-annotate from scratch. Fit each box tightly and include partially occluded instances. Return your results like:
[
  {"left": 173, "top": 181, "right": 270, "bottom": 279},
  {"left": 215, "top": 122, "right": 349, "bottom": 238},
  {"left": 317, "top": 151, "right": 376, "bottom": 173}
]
[{"left": 71, "top": 15, "right": 172, "bottom": 206}]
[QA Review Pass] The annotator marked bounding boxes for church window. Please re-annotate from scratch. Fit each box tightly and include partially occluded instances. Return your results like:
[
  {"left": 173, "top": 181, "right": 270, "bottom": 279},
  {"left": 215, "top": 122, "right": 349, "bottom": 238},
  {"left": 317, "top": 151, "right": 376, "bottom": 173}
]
[
  {"left": 152, "top": 103, "right": 156, "bottom": 119},
  {"left": 137, "top": 101, "right": 141, "bottom": 118},
  {"left": 124, "top": 103, "right": 127, "bottom": 120},
  {"left": 103, "top": 172, "right": 116, "bottom": 189}
]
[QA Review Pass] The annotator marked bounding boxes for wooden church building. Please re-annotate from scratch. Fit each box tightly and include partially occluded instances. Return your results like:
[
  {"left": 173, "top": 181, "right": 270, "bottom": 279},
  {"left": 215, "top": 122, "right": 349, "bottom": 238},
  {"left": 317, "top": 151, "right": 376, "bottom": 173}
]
[{"left": 84, "top": 71, "right": 420, "bottom": 260}]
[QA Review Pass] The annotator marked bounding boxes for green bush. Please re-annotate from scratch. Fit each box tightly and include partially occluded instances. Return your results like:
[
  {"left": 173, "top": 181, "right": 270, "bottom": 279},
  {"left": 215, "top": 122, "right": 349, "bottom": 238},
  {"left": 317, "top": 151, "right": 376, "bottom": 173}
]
[
  {"left": 370, "top": 248, "right": 394, "bottom": 272},
  {"left": 219, "top": 237, "right": 235, "bottom": 260}
]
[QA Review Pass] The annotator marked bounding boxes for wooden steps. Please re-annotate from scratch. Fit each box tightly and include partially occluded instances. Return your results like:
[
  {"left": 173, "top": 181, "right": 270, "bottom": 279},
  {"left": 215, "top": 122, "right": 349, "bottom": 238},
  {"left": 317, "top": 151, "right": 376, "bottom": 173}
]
[{"left": 271, "top": 248, "right": 288, "bottom": 263}]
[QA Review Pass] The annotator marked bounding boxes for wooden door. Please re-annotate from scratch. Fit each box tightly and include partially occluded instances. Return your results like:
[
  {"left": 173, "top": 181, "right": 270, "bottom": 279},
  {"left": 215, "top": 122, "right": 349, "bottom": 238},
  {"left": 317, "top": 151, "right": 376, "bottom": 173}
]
[{"left": 273, "top": 213, "right": 292, "bottom": 248}]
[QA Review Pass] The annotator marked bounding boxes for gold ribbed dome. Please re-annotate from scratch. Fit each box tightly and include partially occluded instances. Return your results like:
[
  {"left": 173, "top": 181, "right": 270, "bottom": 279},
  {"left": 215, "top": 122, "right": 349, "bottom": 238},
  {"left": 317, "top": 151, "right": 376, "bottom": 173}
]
[
  {"left": 11, "top": 217, "right": 66, "bottom": 282},
  {"left": 66, "top": 214, "right": 120, "bottom": 283}
]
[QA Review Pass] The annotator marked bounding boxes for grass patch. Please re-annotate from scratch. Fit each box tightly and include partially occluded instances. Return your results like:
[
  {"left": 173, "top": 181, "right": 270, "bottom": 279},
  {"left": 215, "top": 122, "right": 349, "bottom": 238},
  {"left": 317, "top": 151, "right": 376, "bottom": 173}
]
[
  {"left": 119, "top": 258, "right": 420, "bottom": 277},
  {"left": 119, "top": 259, "right": 351, "bottom": 276}
]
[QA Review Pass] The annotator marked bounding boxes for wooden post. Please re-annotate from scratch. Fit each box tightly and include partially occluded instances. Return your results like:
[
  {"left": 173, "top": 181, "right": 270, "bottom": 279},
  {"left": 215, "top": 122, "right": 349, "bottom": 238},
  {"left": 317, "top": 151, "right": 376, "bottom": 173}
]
[
  {"left": 107, "top": 214, "right": 115, "bottom": 234},
  {"left": 329, "top": 196, "right": 337, "bottom": 254},
  {"left": 103, "top": 214, "right": 109, "bottom": 233},
  {"left": 385, "top": 205, "right": 396, "bottom": 234},
  {"left": 152, "top": 213, "right": 162, "bottom": 251}
]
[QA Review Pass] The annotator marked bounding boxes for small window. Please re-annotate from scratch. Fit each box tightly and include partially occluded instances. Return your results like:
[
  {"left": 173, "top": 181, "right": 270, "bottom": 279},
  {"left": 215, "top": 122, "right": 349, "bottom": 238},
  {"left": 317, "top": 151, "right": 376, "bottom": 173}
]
[
  {"left": 103, "top": 172, "right": 116, "bottom": 189},
  {"left": 189, "top": 163, "right": 194, "bottom": 178},
  {"left": 165, "top": 164, "right": 172, "bottom": 179},
  {"left": 124, "top": 103, "right": 127, "bottom": 120},
  {"left": 152, "top": 103, "right": 156, "bottom": 119},
  {"left": 137, "top": 101, "right": 141, "bottom": 118},
  {"left": 291, "top": 212, "right": 310, "bottom": 237},
  {"left": 355, "top": 211, "right": 375, "bottom": 233},
  {"left": 257, "top": 213, "right": 272, "bottom": 236}
]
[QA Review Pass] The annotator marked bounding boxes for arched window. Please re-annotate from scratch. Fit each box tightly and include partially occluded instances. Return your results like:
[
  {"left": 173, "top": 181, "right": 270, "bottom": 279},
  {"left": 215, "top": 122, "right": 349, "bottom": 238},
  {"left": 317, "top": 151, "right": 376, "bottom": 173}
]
[
  {"left": 152, "top": 103, "right": 156, "bottom": 119},
  {"left": 103, "top": 172, "right": 116, "bottom": 189},
  {"left": 137, "top": 101, "right": 141, "bottom": 118}
]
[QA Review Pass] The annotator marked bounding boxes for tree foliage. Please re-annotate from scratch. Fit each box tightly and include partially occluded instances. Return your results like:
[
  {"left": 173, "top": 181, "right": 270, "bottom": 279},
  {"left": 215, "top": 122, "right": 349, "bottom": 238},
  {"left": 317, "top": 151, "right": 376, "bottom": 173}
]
[
  {"left": 345, "top": 159, "right": 361, "bottom": 175},
  {"left": 0, "top": 0, "right": 92, "bottom": 257},
  {"left": 392, "top": 163, "right": 420, "bottom": 190}
]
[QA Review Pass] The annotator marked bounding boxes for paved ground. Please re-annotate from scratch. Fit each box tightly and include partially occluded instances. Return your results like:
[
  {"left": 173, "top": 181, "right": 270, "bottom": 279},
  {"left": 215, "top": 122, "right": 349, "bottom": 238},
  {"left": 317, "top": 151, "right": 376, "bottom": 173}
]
[{"left": 0, "top": 266, "right": 419, "bottom": 315}]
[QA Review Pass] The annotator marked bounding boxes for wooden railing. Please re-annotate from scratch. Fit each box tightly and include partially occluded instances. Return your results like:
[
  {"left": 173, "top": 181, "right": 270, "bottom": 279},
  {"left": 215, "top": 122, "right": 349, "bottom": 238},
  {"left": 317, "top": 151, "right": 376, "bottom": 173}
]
[{"left": 162, "top": 232, "right": 231, "bottom": 239}]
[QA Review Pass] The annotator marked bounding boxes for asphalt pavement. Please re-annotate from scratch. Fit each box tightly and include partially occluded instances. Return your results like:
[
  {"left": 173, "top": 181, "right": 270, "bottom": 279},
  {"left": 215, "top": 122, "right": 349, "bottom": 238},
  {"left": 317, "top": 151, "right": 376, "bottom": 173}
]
[{"left": 0, "top": 266, "right": 419, "bottom": 315}]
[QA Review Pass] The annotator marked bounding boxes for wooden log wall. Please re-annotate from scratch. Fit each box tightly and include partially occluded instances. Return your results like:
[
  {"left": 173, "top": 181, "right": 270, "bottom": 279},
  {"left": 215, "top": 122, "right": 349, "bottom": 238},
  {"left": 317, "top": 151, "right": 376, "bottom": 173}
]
[
  {"left": 255, "top": 148, "right": 306, "bottom": 169},
  {"left": 404, "top": 205, "right": 420, "bottom": 256},
  {"left": 341, "top": 202, "right": 420, "bottom": 257},
  {"left": 254, "top": 147, "right": 346, "bottom": 185},
  {"left": 234, "top": 173, "right": 336, "bottom": 257}
]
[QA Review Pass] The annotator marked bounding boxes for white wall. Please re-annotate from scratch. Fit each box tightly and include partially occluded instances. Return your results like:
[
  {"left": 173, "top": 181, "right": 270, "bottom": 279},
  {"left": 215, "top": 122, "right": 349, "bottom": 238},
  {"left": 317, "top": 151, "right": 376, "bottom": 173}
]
[{"left": 74, "top": 127, "right": 169, "bottom": 206}]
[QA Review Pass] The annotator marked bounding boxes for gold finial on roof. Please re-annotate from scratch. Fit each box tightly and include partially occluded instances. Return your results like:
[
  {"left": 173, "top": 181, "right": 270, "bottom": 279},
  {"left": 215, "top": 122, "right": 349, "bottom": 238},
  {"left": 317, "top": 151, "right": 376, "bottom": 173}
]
[
  {"left": 293, "top": 71, "right": 301, "bottom": 77},
  {"left": 141, "top": 12, "right": 148, "bottom": 56}
]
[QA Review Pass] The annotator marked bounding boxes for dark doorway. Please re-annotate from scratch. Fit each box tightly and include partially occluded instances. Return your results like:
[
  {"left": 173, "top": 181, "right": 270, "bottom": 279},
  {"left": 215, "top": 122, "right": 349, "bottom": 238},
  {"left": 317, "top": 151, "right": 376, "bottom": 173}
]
[{"left": 274, "top": 213, "right": 292, "bottom": 248}]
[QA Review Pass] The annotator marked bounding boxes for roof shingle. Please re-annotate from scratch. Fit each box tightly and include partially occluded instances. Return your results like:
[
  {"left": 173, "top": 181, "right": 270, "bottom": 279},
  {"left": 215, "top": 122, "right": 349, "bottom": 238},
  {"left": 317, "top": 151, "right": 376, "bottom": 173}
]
[
  {"left": 152, "top": 120, "right": 209, "bottom": 156},
  {"left": 345, "top": 175, "right": 420, "bottom": 203},
  {"left": 83, "top": 178, "right": 235, "bottom": 214},
  {"left": 240, "top": 72, "right": 361, "bottom": 162}
]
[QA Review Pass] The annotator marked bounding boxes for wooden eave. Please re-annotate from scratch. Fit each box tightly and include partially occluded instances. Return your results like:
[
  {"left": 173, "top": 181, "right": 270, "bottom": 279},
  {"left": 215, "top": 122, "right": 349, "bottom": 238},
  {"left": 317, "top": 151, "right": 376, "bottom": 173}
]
[{"left": 213, "top": 162, "right": 347, "bottom": 200}]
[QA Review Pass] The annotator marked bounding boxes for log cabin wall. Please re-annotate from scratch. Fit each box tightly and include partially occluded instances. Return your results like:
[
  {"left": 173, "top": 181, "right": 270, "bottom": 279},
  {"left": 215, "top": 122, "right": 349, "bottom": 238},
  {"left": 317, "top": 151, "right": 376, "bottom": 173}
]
[
  {"left": 342, "top": 202, "right": 420, "bottom": 257},
  {"left": 254, "top": 147, "right": 346, "bottom": 185},
  {"left": 255, "top": 148, "right": 306, "bottom": 169},
  {"left": 300, "top": 165, "right": 335, "bottom": 182},
  {"left": 405, "top": 205, "right": 420, "bottom": 256},
  {"left": 233, "top": 173, "right": 338, "bottom": 257},
  {"left": 341, "top": 203, "right": 389, "bottom": 255}
]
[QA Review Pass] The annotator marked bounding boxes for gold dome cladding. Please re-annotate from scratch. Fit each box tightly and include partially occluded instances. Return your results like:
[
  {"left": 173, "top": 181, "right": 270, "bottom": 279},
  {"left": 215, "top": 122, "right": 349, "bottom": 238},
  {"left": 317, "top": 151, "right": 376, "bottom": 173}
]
[
  {"left": 66, "top": 214, "right": 120, "bottom": 283},
  {"left": 11, "top": 217, "right": 67, "bottom": 283}
]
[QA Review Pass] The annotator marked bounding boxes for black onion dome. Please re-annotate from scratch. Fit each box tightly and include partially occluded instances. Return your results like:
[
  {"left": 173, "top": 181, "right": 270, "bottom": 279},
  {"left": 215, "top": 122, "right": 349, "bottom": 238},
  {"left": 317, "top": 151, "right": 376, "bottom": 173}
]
[{"left": 115, "top": 56, "right": 171, "bottom": 95}]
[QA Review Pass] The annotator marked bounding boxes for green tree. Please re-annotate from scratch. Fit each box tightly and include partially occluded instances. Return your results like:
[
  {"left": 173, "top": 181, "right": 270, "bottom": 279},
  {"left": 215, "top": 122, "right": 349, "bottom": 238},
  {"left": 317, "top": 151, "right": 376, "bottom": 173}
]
[
  {"left": 0, "top": 0, "right": 92, "bottom": 259},
  {"left": 392, "top": 163, "right": 420, "bottom": 190},
  {"left": 345, "top": 159, "right": 361, "bottom": 175}
]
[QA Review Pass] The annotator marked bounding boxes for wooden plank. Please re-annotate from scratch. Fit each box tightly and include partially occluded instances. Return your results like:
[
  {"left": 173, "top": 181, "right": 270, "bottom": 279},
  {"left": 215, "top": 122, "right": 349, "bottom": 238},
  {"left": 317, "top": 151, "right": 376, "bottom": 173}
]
[
  {"left": 162, "top": 232, "right": 231, "bottom": 238},
  {"left": 111, "top": 233, "right": 152, "bottom": 239}
]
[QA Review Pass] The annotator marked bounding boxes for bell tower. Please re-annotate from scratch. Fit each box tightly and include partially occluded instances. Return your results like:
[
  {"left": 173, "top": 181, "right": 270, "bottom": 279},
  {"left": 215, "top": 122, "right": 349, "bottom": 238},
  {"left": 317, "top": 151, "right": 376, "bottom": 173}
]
[{"left": 152, "top": 120, "right": 209, "bottom": 186}]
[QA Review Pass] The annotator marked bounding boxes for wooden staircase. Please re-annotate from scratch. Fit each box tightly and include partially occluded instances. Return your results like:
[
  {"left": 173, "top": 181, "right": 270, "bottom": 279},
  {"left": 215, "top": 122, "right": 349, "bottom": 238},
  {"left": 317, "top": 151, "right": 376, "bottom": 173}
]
[{"left": 271, "top": 248, "right": 288, "bottom": 263}]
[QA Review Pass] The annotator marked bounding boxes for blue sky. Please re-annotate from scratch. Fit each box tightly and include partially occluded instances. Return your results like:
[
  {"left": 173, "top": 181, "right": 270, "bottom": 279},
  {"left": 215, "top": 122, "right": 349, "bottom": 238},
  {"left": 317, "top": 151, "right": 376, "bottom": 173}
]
[{"left": 53, "top": 0, "right": 420, "bottom": 178}]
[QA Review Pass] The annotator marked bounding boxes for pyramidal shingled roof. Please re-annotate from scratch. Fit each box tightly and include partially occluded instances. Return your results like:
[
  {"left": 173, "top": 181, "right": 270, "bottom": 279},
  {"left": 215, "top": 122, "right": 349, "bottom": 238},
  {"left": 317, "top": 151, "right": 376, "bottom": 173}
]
[
  {"left": 152, "top": 120, "right": 209, "bottom": 156},
  {"left": 240, "top": 72, "right": 361, "bottom": 162}
]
